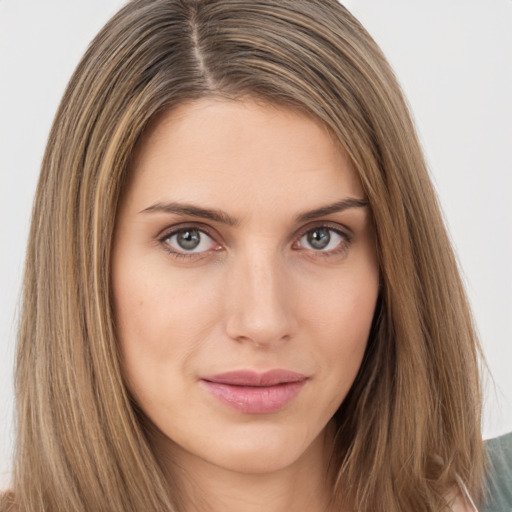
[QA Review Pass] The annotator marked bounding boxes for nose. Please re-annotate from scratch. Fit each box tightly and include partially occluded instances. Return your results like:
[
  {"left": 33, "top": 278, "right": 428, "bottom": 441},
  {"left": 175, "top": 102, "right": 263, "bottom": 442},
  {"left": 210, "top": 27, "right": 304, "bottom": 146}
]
[{"left": 223, "top": 248, "right": 297, "bottom": 348}]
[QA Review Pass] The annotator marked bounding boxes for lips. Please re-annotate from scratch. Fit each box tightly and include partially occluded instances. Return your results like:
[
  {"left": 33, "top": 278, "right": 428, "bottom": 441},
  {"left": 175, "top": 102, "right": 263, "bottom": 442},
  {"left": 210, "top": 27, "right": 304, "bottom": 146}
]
[{"left": 200, "top": 369, "right": 308, "bottom": 414}]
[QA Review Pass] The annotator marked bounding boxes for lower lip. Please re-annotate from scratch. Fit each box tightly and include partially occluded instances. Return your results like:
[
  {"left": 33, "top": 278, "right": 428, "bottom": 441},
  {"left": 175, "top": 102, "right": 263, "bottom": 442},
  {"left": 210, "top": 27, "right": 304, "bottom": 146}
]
[{"left": 201, "top": 380, "right": 306, "bottom": 414}]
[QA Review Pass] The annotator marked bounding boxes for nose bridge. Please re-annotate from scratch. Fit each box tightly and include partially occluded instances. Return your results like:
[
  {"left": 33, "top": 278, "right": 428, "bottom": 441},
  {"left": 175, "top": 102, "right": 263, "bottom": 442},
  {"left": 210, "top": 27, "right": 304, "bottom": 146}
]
[{"left": 224, "top": 242, "right": 295, "bottom": 346}]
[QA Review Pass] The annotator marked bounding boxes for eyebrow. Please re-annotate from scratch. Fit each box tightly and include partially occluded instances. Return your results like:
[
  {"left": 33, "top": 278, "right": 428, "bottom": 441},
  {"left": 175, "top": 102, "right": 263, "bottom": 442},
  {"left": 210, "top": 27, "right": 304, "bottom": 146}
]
[
  {"left": 141, "top": 202, "right": 239, "bottom": 226},
  {"left": 295, "top": 198, "right": 368, "bottom": 222},
  {"left": 140, "top": 197, "right": 368, "bottom": 225}
]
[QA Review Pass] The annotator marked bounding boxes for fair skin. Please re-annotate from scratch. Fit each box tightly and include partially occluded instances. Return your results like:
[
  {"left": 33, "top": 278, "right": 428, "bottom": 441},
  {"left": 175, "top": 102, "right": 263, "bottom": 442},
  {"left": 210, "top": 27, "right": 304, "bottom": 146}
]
[{"left": 111, "top": 98, "right": 470, "bottom": 512}]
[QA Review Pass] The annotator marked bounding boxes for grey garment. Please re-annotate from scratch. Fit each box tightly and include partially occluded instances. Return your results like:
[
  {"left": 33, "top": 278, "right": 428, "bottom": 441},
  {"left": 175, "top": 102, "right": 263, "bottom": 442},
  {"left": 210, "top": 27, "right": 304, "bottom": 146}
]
[{"left": 480, "top": 432, "right": 512, "bottom": 511}]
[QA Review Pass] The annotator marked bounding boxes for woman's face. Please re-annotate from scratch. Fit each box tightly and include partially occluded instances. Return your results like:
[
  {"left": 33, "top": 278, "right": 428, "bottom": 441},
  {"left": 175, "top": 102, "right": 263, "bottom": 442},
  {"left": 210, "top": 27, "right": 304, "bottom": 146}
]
[{"left": 112, "top": 98, "right": 379, "bottom": 475}]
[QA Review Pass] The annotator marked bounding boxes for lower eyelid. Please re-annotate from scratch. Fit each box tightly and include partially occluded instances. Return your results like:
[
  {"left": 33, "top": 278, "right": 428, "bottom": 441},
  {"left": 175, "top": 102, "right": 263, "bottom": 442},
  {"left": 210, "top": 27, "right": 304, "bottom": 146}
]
[{"left": 160, "top": 240, "right": 216, "bottom": 260}]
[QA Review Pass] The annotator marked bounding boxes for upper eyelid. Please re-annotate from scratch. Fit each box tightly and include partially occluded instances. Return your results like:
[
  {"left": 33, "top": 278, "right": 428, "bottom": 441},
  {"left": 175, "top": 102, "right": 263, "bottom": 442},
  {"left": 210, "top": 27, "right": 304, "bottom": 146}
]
[
  {"left": 157, "top": 222, "right": 217, "bottom": 241},
  {"left": 294, "top": 221, "right": 353, "bottom": 242}
]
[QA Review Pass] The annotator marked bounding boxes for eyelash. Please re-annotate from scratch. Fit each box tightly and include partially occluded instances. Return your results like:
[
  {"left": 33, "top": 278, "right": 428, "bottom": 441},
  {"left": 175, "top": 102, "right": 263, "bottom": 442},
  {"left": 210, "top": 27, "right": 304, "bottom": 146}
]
[{"left": 157, "top": 223, "right": 352, "bottom": 260}]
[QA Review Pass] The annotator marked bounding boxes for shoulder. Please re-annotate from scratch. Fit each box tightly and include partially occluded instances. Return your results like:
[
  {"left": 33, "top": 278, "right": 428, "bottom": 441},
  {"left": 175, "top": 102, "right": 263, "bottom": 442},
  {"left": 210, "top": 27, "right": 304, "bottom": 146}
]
[
  {"left": 480, "top": 432, "right": 512, "bottom": 512},
  {"left": 449, "top": 491, "right": 477, "bottom": 512}
]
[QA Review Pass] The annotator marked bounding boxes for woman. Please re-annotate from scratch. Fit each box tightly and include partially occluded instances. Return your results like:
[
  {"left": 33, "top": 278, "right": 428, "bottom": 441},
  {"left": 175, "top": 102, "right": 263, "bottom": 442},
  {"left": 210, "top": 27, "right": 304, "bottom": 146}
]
[{"left": 2, "top": 0, "right": 505, "bottom": 510}]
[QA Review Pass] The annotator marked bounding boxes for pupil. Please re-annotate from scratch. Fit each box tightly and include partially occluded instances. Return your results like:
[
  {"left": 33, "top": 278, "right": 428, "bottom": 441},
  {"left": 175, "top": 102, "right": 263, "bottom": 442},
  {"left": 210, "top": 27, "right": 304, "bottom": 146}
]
[
  {"left": 307, "top": 228, "right": 330, "bottom": 249},
  {"left": 177, "top": 229, "right": 200, "bottom": 250}
]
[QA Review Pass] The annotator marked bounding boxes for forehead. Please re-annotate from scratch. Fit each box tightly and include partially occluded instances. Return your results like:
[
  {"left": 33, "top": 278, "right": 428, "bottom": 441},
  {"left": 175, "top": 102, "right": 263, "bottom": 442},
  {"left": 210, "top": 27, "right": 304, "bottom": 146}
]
[{"left": 124, "top": 98, "right": 363, "bottom": 215}]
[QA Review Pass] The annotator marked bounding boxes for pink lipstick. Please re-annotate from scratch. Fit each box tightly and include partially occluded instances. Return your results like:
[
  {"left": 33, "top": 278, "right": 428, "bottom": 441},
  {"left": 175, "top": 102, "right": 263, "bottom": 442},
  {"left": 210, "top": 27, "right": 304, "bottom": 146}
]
[{"left": 201, "top": 369, "right": 307, "bottom": 414}]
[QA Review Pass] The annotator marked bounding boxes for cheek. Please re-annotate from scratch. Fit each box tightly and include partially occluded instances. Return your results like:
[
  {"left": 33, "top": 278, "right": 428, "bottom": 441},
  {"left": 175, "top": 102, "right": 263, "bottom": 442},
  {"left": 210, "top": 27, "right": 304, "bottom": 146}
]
[
  {"left": 306, "top": 262, "right": 378, "bottom": 338},
  {"left": 113, "top": 252, "right": 215, "bottom": 340},
  {"left": 111, "top": 258, "right": 219, "bottom": 397},
  {"left": 301, "top": 262, "right": 379, "bottom": 384}
]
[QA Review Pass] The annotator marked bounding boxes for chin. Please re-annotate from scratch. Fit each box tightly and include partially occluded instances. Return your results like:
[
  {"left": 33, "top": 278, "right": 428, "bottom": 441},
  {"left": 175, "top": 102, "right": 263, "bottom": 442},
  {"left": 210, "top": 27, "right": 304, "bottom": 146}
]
[
  {"left": 184, "top": 422, "right": 326, "bottom": 476},
  {"left": 207, "top": 445, "right": 307, "bottom": 475}
]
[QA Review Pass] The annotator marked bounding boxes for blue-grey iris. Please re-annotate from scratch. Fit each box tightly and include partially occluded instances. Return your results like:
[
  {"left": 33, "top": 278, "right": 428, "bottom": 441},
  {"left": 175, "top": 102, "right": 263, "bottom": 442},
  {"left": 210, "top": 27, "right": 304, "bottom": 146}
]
[
  {"left": 177, "top": 229, "right": 201, "bottom": 250},
  {"left": 307, "top": 228, "right": 330, "bottom": 249}
]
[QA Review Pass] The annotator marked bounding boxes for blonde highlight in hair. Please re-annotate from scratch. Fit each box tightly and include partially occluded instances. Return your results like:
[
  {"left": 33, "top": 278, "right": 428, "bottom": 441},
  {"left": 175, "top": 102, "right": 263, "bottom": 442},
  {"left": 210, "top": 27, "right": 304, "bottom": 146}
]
[{"left": 8, "top": 1, "right": 484, "bottom": 510}]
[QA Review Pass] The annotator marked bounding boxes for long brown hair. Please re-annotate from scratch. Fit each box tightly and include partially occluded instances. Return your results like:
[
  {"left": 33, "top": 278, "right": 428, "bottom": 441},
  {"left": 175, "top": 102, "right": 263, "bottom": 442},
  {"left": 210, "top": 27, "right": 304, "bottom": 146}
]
[{"left": 6, "top": 1, "right": 483, "bottom": 510}]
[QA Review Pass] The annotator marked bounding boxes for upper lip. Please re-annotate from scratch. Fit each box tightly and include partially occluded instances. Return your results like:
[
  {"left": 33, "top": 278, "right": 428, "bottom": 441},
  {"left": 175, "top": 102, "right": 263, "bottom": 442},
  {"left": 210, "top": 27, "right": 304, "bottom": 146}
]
[{"left": 201, "top": 369, "right": 308, "bottom": 387}]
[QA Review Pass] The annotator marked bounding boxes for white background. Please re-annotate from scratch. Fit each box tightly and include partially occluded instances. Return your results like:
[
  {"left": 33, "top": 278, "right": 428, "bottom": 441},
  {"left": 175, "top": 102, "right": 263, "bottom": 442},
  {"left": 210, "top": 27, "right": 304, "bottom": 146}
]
[{"left": 1, "top": 0, "right": 511, "bottom": 490}]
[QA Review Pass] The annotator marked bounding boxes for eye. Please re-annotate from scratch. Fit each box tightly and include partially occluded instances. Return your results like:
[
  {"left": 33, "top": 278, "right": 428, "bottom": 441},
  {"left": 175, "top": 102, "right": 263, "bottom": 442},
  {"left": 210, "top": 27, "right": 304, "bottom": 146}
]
[
  {"left": 161, "top": 227, "right": 220, "bottom": 256},
  {"left": 295, "top": 226, "right": 349, "bottom": 254}
]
